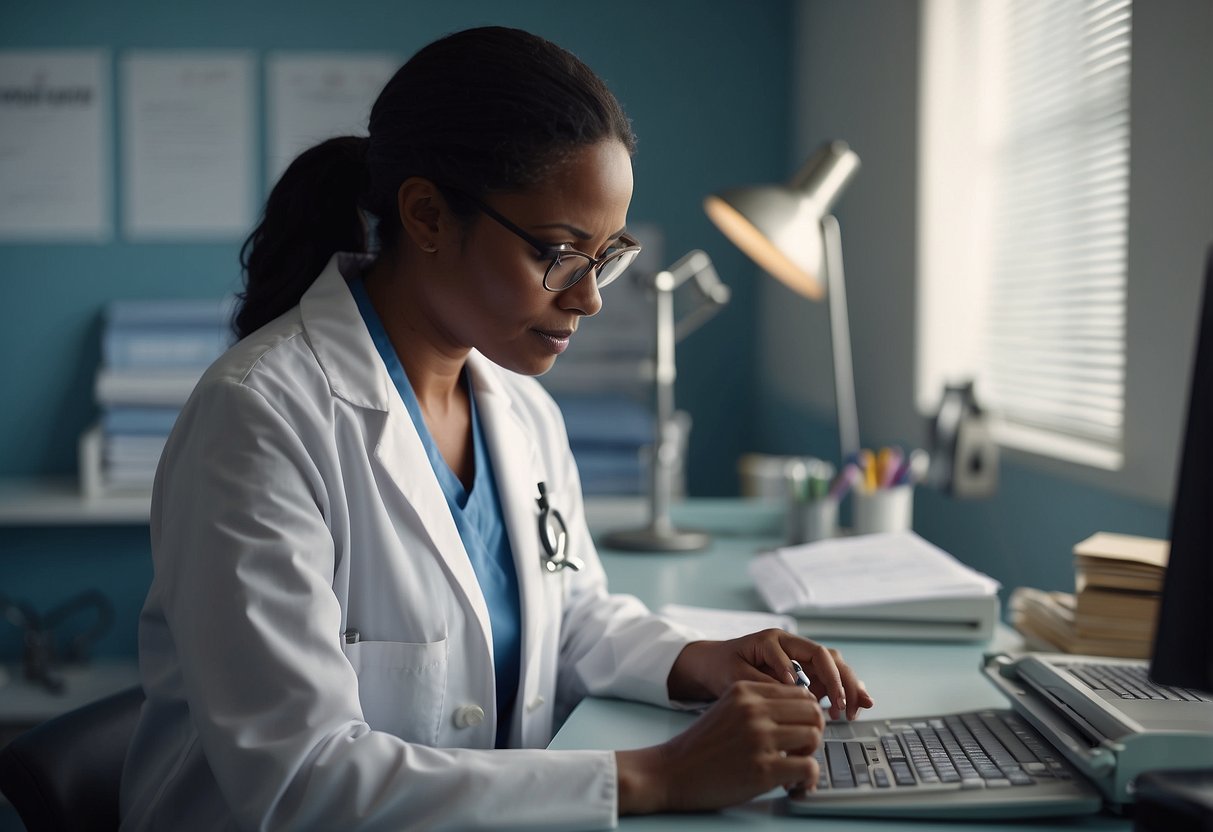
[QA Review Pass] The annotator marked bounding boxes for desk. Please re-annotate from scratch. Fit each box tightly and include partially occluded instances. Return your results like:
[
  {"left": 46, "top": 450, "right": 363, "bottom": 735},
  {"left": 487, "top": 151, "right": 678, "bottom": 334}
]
[{"left": 552, "top": 499, "right": 1132, "bottom": 830}]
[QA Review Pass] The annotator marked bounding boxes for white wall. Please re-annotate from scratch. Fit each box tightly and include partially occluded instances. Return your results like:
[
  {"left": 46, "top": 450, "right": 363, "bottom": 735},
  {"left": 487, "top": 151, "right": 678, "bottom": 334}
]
[{"left": 767, "top": 0, "right": 1213, "bottom": 507}]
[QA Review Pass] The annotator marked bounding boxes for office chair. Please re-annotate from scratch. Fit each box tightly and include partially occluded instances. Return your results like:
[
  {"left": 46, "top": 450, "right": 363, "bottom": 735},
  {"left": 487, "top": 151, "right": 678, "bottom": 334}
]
[{"left": 0, "top": 684, "right": 144, "bottom": 832}]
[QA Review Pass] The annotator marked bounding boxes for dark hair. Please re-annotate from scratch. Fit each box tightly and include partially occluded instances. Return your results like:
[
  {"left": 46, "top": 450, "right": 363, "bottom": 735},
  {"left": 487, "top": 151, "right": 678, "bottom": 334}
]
[{"left": 234, "top": 26, "right": 636, "bottom": 340}]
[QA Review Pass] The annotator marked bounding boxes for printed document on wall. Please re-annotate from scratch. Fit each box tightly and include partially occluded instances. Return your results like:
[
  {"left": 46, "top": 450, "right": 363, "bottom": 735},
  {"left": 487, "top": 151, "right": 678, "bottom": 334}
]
[
  {"left": 0, "top": 50, "right": 110, "bottom": 241},
  {"left": 266, "top": 53, "right": 399, "bottom": 185},
  {"left": 122, "top": 52, "right": 254, "bottom": 239}
]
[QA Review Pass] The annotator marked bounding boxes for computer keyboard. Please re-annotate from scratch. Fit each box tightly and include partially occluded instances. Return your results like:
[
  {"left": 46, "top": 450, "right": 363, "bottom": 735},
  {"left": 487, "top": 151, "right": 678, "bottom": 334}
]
[
  {"left": 1061, "top": 662, "right": 1211, "bottom": 702},
  {"left": 790, "top": 709, "right": 1105, "bottom": 819},
  {"left": 812, "top": 711, "right": 1073, "bottom": 792}
]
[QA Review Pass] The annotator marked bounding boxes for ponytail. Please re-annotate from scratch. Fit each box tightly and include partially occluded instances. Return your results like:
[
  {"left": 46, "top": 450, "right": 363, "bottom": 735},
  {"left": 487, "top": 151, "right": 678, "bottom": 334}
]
[{"left": 233, "top": 136, "right": 369, "bottom": 340}]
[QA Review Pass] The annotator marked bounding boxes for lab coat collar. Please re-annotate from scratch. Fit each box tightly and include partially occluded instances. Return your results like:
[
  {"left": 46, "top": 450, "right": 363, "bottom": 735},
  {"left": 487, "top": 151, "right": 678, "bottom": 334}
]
[
  {"left": 300, "top": 253, "right": 496, "bottom": 661},
  {"left": 465, "top": 352, "right": 548, "bottom": 681},
  {"left": 299, "top": 253, "right": 550, "bottom": 700},
  {"left": 298, "top": 252, "right": 391, "bottom": 412}
]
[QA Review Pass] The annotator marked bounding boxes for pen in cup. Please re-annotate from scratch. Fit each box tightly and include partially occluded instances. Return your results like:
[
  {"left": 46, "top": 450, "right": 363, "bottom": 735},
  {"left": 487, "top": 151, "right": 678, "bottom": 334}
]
[
  {"left": 892, "top": 447, "right": 930, "bottom": 486},
  {"left": 828, "top": 463, "right": 860, "bottom": 500},
  {"left": 877, "top": 446, "right": 904, "bottom": 488},
  {"left": 858, "top": 449, "right": 877, "bottom": 493}
]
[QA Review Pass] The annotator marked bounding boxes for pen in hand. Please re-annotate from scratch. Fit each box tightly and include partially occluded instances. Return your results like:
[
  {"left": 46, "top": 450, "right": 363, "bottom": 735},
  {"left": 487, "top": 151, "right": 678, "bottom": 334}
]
[{"left": 790, "top": 660, "right": 812, "bottom": 693}]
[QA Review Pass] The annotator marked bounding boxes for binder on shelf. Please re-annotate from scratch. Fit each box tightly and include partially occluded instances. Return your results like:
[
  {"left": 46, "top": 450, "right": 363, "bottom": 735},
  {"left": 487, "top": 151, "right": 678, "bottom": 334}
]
[
  {"left": 79, "top": 423, "right": 156, "bottom": 500},
  {"left": 748, "top": 531, "right": 1001, "bottom": 642}
]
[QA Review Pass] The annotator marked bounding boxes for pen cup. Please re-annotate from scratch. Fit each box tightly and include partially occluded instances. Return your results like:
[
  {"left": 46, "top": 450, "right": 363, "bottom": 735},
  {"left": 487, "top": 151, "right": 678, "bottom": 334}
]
[
  {"left": 851, "top": 485, "right": 914, "bottom": 535},
  {"left": 785, "top": 498, "right": 838, "bottom": 545}
]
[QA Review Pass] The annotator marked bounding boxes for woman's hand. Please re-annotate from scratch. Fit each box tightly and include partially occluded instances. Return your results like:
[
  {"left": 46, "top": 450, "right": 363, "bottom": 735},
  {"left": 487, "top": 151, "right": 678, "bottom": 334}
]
[
  {"left": 617, "top": 680, "right": 823, "bottom": 814},
  {"left": 666, "top": 629, "right": 875, "bottom": 721}
]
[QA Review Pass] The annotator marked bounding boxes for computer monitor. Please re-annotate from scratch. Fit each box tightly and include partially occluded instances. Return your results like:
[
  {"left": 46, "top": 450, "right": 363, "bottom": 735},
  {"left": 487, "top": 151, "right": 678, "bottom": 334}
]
[{"left": 1149, "top": 245, "right": 1213, "bottom": 695}]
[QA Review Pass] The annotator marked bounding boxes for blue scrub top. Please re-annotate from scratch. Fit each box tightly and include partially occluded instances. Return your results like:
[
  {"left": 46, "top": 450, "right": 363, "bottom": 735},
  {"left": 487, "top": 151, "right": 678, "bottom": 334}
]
[{"left": 349, "top": 276, "right": 522, "bottom": 748}]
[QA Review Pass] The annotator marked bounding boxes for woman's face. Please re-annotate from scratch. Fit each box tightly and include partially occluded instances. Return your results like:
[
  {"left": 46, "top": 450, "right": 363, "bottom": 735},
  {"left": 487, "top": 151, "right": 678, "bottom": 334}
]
[{"left": 433, "top": 139, "right": 635, "bottom": 376}]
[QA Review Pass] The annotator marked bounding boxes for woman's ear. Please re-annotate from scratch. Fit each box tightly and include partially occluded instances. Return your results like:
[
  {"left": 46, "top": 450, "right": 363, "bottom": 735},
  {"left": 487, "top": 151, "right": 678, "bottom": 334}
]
[{"left": 396, "top": 177, "right": 449, "bottom": 254}]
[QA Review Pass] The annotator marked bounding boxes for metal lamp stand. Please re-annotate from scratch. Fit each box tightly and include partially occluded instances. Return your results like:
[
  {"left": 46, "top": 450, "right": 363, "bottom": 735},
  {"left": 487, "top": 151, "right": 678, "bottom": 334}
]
[
  {"left": 601, "top": 251, "right": 729, "bottom": 552},
  {"left": 822, "top": 215, "right": 861, "bottom": 462}
]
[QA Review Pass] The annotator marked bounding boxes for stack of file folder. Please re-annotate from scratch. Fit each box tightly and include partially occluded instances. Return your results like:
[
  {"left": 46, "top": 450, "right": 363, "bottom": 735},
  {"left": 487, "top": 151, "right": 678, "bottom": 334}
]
[
  {"left": 749, "top": 531, "right": 1001, "bottom": 642},
  {"left": 548, "top": 394, "right": 655, "bottom": 496},
  {"left": 80, "top": 298, "right": 234, "bottom": 498}
]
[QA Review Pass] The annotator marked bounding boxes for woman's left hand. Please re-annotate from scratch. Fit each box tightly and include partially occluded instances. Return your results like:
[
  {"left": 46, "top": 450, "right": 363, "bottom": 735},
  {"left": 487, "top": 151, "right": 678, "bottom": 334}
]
[{"left": 667, "top": 629, "right": 875, "bottom": 721}]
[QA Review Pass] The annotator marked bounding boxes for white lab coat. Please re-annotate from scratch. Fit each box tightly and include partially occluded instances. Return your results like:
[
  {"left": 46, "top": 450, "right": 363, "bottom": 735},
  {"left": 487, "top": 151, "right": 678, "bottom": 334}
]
[{"left": 119, "top": 254, "right": 700, "bottom": 832}]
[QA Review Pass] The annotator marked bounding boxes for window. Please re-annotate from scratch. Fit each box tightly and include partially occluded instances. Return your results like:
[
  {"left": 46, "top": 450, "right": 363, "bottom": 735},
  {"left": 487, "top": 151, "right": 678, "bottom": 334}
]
[{"left": 917, "top": 0, "right": 1132, "bottom": 469}]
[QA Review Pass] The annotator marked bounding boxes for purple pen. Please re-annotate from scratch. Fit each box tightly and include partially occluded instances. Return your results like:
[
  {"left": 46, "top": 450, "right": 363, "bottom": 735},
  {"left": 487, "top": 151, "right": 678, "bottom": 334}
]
[
  {"left": 829, "top": 463, "right": 861, "bottom": 500},
  {"left": 879, "top": 447, "right": 904, "bottom": 488},
  {"left": 891, "top": 455, "right": 913, "bottom": 486}
]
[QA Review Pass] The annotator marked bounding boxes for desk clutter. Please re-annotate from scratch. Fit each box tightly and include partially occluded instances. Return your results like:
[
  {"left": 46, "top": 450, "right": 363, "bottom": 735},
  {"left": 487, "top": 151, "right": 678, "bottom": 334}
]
[
  {"left": 79, "top": 298, "right": 234, "bottom": 498},
  {"left": 1010, "top": 532, "right": 1169, "bottom": 659},
  {"left": 777, "top": 446, "right": 930, "bottom": 544},
  {"left": 749, "top": 531, "right": 1001, "bottom": 642}
]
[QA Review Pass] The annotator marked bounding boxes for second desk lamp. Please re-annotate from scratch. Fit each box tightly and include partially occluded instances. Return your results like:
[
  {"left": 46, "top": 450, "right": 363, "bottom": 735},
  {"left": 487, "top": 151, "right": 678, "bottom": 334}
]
[
  {"left": 601, "top": 250, "right": 730, "bottom": 552},
  {"left": 703, "top": 140, "right": 862, "bottom": 463}
]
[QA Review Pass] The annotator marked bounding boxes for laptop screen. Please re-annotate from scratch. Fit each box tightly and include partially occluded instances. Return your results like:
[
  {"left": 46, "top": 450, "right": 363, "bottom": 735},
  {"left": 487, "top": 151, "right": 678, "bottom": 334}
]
[{"left": 1149, "top": 245, "right": 1213, "bottom": 695}]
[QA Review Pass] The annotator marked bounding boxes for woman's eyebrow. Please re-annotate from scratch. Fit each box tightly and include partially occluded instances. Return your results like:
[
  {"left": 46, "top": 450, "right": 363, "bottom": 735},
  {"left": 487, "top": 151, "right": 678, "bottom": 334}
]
[{"left": 534, "top": 222, "right": 627, "bottom": 240}]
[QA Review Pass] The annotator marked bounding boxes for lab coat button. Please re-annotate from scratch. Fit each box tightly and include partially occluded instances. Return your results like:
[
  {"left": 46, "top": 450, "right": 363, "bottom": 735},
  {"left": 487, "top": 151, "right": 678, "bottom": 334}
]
[
  {"left": 527, "top": 696, "right": 546, "bottom": 713},
  {"left": 453, "top": 704, "right": 485, "bottom": 728}
]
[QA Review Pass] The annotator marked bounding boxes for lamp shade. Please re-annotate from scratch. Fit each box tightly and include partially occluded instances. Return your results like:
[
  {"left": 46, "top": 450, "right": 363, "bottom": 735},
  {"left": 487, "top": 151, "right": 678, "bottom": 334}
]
[{"left": 704, "top": 141, "right": 860, "bottom": 300}]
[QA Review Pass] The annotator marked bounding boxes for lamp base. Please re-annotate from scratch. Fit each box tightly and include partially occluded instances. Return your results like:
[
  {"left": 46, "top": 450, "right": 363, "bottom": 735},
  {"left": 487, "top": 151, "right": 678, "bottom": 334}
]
[{"left": 600, "top": 526, "right": 712, "bottom": 553}]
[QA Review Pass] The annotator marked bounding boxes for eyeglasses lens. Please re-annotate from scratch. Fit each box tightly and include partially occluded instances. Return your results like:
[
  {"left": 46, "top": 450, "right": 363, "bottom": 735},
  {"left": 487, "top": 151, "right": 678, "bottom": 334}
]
[{"left": 545, "top": 247, "right": 640, "bottom": 291}]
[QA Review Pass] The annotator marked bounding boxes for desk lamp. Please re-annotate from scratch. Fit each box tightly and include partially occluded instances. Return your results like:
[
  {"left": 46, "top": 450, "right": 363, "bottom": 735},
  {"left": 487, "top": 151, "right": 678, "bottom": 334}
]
[
  {"left": 602, "top": 250, "right": 731, "bottom": 552},
  {"left": 704, "top": 140, "right": 862, "bottom": 462}
]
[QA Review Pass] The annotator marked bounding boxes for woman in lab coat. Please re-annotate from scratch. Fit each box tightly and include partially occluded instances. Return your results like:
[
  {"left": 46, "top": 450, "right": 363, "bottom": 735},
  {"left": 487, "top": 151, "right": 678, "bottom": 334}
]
[{"left": 120, "top": 26, "right": 873, "bottom": 831}]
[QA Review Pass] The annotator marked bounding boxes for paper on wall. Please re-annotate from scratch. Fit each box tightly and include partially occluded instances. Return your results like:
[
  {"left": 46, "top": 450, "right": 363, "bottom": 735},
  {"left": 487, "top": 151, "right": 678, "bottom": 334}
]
[{"left": 0, "top": 49, "right": 110, "bottom": 241}]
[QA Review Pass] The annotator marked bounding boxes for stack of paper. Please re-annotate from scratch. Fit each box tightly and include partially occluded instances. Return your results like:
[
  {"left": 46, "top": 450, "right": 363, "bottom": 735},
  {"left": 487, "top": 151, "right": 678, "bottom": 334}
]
[
  {"left": 1011, "top": 533, "right": 1168, "bottom": 659},
  {"left": 748, "top": 531, "right": 1001, "bottom": 642}
]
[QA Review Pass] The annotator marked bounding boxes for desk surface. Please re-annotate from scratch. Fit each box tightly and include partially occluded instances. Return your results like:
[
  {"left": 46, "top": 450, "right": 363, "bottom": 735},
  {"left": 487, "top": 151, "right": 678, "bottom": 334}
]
[{"left": 552, "top": 500, "right": 1132, "bottom": 830}]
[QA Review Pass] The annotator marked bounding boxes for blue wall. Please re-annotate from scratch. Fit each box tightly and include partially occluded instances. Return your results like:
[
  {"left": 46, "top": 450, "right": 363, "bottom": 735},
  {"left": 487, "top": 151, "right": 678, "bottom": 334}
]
[{"left": 0, "top": 1, "right": 794, "bottom": 659}]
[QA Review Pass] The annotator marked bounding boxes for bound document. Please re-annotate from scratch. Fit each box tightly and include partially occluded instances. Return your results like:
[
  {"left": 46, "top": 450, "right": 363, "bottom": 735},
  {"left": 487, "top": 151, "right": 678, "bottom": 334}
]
[{"left": 749, "top": 531, "right": 1001, "bottom": 642}]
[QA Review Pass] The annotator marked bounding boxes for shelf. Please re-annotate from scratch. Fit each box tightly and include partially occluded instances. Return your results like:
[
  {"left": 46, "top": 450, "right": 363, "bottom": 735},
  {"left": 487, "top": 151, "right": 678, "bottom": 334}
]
[
  {"left": 0, "top": 477, "right": 150, "bottom": 525},
  {"left": 0, "top": 481, "right": 759, "bottom": 533}
]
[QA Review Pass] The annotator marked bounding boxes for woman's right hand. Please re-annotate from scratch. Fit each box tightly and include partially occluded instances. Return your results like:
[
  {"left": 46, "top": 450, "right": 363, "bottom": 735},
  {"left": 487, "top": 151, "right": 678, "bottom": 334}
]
[{"left": 616, "top": 680, "right": 824, "bottom": 815}]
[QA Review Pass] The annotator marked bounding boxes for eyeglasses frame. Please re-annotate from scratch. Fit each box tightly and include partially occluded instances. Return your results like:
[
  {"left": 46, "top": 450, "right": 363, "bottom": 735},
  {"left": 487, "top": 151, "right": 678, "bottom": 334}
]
[{"left": 441, "top": 186, "right": 642, "bottom": 293}]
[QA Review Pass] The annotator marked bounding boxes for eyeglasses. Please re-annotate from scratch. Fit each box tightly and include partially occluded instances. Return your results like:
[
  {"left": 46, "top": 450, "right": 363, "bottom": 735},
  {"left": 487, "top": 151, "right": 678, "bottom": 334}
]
[{"left": 448, "top": 188, "right": 642, "bottom": 292}]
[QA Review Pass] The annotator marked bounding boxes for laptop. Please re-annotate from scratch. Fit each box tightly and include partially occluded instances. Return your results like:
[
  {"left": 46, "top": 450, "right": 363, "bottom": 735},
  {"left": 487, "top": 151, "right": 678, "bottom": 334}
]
[{"left": 790, "top": 247, "right": 1213, "bottom": 820}]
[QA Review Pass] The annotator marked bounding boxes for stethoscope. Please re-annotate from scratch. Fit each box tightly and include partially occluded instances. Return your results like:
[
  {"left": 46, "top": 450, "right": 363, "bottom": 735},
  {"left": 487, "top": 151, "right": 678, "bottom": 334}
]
[{"left": 536, "top": 482, "right": 584, "bottom": 572}]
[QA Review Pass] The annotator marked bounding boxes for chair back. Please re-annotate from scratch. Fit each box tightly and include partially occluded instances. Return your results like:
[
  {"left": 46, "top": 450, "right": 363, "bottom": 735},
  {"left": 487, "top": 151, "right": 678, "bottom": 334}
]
[{"left": 0, "top": 685, "right": 144, "bottom": 832}]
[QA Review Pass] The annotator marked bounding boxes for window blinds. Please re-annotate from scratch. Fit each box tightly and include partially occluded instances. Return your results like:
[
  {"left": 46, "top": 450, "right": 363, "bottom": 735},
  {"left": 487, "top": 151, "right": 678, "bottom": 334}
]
[{"left": 919, "top": 0, "right": 1132, "bottom": 468}]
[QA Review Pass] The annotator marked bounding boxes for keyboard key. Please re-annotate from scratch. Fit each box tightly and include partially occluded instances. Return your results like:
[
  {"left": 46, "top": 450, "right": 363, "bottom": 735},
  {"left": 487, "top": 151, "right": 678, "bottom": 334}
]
[
  {"left": 979, "top": 713, "right": 1040, "bottom": 764},
  {"left": 873, "top": 769, "right": 890, "bottom": 788},
  {"left": 961, "top": 778, "right": 985, "bottom": 790},
  {"left": 826, "top": 743, "right": 852, "bottom": 784},
  {"left": 891, "top": 763, "right": 916, "bottom": 786}
]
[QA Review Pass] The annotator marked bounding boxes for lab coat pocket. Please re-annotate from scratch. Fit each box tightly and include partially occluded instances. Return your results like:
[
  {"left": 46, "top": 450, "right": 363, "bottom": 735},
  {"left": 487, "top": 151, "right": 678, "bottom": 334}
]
[{"left": 342, "top": 638, "right": 449, "bottom": 746}]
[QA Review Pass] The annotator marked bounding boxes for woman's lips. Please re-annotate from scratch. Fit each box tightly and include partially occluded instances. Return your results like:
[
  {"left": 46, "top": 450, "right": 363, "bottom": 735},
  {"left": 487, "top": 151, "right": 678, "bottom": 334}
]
[{"left": 533, "top": 328, "right": 573, "bottom": 354}]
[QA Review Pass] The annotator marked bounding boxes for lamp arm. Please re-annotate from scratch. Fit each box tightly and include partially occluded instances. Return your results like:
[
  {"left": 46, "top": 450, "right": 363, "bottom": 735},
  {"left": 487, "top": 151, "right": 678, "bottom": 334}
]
[
  {"left": 822, "top": 214, "right": 861, "bottom": 461},
  {"left": 675, "top": 261, "right": 732, "bottom": 342}
]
